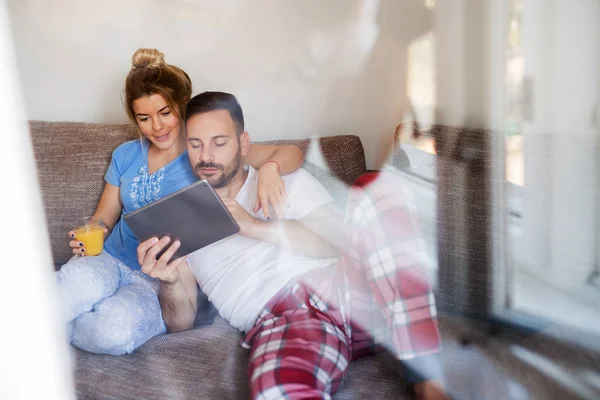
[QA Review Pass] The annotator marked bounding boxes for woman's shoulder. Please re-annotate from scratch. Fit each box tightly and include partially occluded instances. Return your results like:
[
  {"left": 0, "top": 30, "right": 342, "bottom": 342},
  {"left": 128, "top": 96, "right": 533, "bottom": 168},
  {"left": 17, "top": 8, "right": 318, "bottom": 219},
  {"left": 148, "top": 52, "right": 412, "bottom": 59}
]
[
  {"left": 113, "top": 138, "right": 144, "bottom": 154},
  {"left": 107, "top": 139, "right": 146, "bottom": 177},
  {"left": 111, "top": 138, "right": 145, "bottom": 161}
]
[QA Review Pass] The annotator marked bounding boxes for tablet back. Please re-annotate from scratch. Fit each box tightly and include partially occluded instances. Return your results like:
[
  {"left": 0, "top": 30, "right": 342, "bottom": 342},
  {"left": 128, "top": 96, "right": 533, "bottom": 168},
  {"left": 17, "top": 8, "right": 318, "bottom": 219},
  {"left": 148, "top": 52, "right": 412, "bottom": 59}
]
[{"left": 124, "top": 180, "right": 240, "bottom": 260}]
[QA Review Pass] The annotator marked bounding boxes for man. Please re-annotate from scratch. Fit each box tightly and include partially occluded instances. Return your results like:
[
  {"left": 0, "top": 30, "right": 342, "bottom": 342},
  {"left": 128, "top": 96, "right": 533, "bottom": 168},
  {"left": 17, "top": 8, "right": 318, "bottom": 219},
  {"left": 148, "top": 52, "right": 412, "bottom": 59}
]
[{"left": 137, "top": 91, "right": 448, "bottom": 400}]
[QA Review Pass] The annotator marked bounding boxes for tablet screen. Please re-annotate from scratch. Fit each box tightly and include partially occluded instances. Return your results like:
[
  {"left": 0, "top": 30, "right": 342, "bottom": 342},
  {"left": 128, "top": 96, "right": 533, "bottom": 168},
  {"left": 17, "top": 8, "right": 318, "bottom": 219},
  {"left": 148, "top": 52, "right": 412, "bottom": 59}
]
[{"left": 124, "top": 180, "right": 240, "bottom": 260}]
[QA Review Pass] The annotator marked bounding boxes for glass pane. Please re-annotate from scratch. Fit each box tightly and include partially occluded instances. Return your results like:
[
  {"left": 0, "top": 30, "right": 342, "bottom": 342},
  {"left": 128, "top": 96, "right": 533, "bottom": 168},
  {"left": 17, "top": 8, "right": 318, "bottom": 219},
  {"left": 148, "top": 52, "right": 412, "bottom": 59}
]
[{"left": 507, "top": 0, "right": 600, "bottom": 336}]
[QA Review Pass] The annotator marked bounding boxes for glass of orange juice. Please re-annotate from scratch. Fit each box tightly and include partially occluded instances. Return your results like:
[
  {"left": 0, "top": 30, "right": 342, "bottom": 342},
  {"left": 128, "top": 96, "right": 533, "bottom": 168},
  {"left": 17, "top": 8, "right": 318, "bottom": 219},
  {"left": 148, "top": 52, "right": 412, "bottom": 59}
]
[{"left": 74, "top": 216, "right": 104, "bottom": 256}]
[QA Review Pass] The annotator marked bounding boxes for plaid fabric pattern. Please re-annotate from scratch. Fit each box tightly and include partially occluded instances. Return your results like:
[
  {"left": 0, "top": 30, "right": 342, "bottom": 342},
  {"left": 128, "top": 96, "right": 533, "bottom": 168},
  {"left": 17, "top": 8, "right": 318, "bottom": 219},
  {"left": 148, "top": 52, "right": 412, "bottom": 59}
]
[{"left": 243, "top": 170, "right": 441, "bottom": 399}]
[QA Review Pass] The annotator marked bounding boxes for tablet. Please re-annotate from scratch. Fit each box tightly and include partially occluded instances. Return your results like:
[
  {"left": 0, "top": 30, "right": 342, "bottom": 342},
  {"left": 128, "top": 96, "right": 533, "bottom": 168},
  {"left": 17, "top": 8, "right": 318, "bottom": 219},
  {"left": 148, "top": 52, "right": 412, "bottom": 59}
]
[{"left": 124, "top": 179, "right": 239, "bottom": 260}]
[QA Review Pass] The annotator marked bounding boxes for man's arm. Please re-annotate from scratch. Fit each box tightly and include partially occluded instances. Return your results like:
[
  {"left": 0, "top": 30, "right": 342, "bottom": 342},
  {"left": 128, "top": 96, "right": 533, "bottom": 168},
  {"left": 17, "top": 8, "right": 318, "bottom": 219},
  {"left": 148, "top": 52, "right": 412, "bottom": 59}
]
[
  {"left": 253, "top": 203, "right": 344, "bottom": 258},
  {"left": 158, "top": 260, "right": 198, "bottom": 333},
  {"left": 137, "top": 237, "right": 198, "bottom": 333},
  {"left": 223, "top": 200, "right": 344, "bottom": 258}
]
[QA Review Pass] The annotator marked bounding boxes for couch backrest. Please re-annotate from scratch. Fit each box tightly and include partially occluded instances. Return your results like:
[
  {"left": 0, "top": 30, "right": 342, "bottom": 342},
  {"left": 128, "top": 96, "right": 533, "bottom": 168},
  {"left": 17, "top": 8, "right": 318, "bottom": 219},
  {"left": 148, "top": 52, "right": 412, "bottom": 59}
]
[{"left": 28, "top": 121, "right": 367, "bottom": 266}]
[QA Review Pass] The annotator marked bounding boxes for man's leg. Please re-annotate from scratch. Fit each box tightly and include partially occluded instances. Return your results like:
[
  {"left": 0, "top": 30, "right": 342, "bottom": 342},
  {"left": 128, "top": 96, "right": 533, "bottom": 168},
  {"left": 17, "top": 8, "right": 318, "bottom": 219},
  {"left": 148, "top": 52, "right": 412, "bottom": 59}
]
[
  {"left": 247, "top": 282, "right": 351, "bottom": 400},
  {"left": 339, "top": 171, "right": 443, "bottom": 386}
]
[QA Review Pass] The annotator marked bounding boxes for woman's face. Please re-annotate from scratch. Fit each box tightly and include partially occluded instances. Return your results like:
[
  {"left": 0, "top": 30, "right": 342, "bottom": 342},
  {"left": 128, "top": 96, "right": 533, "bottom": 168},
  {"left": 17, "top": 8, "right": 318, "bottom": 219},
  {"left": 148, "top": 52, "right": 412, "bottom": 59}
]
[{"left": 132, "top": 94, "right": 182, "bottom": 151}]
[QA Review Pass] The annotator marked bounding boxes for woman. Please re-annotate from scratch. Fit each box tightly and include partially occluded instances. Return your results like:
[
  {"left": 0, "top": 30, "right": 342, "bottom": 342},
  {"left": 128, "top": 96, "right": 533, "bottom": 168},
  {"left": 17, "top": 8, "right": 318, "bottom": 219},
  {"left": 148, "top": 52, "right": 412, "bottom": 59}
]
[{"left": 55, "top": 48, "right": 304, "bottom": 356}]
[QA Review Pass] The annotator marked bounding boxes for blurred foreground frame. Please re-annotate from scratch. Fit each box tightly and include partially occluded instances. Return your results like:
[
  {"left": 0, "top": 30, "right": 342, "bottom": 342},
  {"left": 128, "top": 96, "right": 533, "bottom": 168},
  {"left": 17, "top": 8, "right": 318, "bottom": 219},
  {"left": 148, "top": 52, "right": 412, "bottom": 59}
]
[{"left": 396, "top": 122, "right": 554, "bottom": 341}]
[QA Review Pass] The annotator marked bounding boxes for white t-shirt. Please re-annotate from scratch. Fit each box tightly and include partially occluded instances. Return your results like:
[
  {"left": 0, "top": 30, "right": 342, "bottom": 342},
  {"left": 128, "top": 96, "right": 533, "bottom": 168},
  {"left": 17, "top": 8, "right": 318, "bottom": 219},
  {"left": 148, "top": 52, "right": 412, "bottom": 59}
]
[{"left": 186, "top": 166, "right": 338, "bottom": 332}]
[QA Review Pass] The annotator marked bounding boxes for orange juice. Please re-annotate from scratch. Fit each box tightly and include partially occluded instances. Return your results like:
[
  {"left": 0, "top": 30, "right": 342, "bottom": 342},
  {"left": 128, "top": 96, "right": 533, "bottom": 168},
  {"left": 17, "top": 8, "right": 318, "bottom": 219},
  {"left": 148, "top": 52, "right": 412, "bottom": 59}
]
[{"left": 75, "top": 225, "right": 104, "bottom": 256}]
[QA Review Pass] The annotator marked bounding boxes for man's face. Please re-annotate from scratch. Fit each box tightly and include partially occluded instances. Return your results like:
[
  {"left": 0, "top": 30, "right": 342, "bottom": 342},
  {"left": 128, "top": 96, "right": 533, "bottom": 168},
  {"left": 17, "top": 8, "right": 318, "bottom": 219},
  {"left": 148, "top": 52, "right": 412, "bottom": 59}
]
[{"left": 186, "top": 109, "right": 249, "bottom": 188}]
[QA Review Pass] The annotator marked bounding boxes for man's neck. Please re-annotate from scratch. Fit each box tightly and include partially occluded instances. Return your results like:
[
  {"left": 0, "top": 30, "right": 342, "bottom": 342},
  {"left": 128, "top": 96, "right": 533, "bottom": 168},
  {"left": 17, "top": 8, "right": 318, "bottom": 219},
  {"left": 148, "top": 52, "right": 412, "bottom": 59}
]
[{"left": 215, "top": 167, "right": 249, "bottom": 199}]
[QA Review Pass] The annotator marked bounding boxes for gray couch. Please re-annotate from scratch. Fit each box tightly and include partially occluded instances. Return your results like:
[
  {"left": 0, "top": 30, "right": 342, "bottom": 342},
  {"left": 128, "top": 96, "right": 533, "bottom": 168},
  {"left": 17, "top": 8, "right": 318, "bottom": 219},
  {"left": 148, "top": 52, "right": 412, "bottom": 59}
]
[{"left": 29, "top": 121, "right": 419, "bottom": 399}]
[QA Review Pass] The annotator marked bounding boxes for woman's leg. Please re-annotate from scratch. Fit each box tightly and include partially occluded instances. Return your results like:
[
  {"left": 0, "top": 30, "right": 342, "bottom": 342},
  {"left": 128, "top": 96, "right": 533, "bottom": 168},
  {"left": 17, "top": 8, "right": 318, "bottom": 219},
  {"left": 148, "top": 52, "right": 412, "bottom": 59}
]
[
  {"left": 70, "top": 267, "right": 166, "bottom": 355},
  {"left": 54, "top": 252, "right": 121, "bottom": 324}
]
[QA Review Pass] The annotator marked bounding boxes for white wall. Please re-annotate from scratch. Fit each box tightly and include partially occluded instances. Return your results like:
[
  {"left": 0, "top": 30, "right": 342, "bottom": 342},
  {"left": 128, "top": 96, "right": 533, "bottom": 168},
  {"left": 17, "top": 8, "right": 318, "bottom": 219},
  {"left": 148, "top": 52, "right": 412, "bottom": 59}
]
[{"left": 7, "top": 0, "right": 433, "bottom": 169}]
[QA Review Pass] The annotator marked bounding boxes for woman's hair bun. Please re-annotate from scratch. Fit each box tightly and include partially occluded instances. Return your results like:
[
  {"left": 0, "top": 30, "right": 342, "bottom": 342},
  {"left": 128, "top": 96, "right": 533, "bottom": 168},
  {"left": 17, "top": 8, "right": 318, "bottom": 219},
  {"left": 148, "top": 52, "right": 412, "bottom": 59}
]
[{"left": 131, "top": 48, "right": 165, "bottom": 69}]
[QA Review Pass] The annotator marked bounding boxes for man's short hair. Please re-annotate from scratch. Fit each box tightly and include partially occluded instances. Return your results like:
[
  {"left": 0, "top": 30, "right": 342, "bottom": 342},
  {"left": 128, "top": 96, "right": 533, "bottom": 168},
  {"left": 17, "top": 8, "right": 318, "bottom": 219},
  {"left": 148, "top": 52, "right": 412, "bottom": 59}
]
[{"left": 184, "top": 91, "right": 244, "bottom": 136}]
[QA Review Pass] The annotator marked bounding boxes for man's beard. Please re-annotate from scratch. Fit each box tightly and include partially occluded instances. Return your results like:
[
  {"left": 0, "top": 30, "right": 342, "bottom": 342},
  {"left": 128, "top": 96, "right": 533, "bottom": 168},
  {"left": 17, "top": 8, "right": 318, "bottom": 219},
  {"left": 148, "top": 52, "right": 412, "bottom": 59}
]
[{"left": 194, "top": 148, "right": 243, "bottom": 189}]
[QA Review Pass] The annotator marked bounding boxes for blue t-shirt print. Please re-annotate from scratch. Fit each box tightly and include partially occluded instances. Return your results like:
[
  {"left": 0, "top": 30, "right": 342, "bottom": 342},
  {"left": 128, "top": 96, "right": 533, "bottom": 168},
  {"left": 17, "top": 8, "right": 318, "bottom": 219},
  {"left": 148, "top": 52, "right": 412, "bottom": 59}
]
[
  {"left": 129, "top": 164, "right": 165, "bottom": 210},
  {"left": 102, "top": 139, "right": 197, "bottom": 270}
]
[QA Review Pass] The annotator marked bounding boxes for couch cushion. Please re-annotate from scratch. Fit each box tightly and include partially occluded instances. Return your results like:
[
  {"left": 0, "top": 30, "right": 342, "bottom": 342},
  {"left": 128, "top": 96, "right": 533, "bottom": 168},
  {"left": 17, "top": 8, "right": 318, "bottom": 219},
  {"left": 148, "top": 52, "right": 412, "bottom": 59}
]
[
  {"left": 260, "top": 136, "right": 367, "bottom": 187},
  {"left": 258, "top": 136, "right": 368, "bottom": 211},
  {"left": 71, "top": 316, "right": 412, "bottom": 400},
  {"left": 29, "top": 121, "right": 138, "bottom": 266},
  {"left": 28, "top": 121, "right": 367, "bottom": 266}
]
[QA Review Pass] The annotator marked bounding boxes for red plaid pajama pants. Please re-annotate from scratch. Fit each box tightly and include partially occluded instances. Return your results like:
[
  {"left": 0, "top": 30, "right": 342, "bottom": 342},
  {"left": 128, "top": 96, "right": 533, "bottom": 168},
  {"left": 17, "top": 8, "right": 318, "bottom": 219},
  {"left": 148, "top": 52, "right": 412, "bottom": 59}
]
[{"left": 242, "top": 170, "right": 441, "bottom": 400}]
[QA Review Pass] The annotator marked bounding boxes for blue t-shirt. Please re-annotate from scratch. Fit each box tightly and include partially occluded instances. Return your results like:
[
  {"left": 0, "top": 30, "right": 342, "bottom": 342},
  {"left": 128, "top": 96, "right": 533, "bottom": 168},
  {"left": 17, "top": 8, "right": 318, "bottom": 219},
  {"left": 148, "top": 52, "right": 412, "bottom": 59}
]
[{"left": 103, "top": 139, "right": 197, "bottom": 270}]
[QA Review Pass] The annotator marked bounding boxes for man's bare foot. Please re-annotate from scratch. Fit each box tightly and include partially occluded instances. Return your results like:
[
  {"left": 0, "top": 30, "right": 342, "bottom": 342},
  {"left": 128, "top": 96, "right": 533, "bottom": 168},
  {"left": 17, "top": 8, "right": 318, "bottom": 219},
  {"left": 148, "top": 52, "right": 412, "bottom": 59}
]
[{"left": 413, "top": 380, "right": 450, "bottom": 400}]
